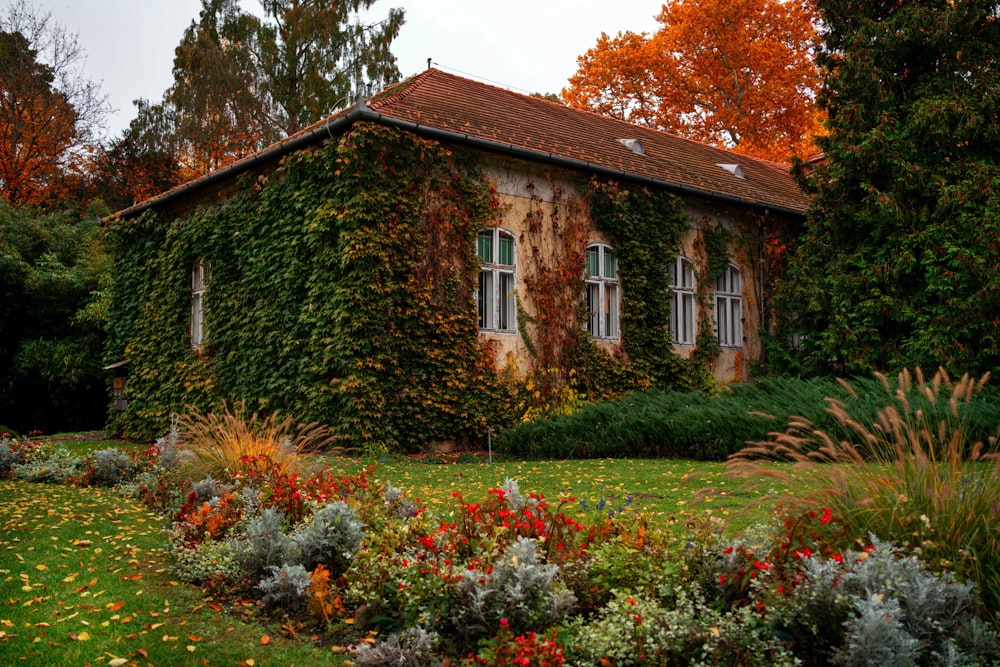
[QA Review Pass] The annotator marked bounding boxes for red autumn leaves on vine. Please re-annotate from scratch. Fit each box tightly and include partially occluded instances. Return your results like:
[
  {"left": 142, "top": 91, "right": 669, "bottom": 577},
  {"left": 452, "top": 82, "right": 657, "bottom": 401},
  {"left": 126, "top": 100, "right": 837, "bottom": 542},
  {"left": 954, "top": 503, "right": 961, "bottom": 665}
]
[{"left": 563, "top": 0, "right": 824, "bottom": 163}]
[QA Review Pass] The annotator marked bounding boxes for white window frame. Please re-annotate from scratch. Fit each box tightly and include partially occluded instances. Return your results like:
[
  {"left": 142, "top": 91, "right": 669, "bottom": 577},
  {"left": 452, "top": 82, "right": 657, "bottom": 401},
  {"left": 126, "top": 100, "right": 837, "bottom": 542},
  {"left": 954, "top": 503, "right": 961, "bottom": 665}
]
[
  {"left": 585, "top": 243, "right": 620, "bottom": 341},
  {"left": 476, "top": 228, "right": 517, "bottom": 333},
  {"left": 715, "top": 263, "right": 743, "bottom": 348},
  {"left": 670, "top": 256, "right": 696, "bottom": 345},
  {"left": 191, "top": 259, "right": 208, "bottom": 348}
]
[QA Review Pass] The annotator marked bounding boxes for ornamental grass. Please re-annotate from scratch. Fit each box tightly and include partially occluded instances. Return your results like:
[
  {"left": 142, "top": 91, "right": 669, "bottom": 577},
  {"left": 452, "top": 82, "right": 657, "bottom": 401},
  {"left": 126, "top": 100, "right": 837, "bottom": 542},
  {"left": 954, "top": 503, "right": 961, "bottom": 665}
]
[
  {"left": 729, "top": 367, "right": 1000, "bottom": 615},
  {"left": 173, "top": 402, "right": 334, "bottom": 482}
]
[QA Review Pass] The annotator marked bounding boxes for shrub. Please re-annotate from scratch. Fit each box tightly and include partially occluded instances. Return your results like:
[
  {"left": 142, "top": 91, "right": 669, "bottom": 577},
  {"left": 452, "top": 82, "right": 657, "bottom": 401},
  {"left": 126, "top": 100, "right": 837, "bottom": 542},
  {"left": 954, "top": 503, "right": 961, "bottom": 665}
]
[
  {"left": 561, "top": 588, "right": 795, "bottom": 667},
  {"left": 765, "top": 536, "right": 999, "bottom": 666},
  {"left": 11, "top": 446, "right": 82, "bottom": 483},
  {"left": 0, "top": 436, "right": 19, "bottom": 475},
  {"left": 168, "top": 538, "right": 241, "bottom": 592},
  {"left": 288, "top": 501, "right": 364, "bottom": 576},
  {"left": 233, "top": 508, "right": 289, "bottom": 580},
  {"left": 496, "top": 375, "right": 1000, "bottom": 461},
  {"left": 77, "top": 447, "right": 139, "bottom": 487},
  {"left": 257, "top": 564, "right": 312, "bottom": 613},
  {"left": 730, "top": 368, "right": 1000, "bottom": 613},
  {"left": 174, "top": 402, "right": 333, "bottom": 481},
  {"left": 352, "top": 627, "right": 440, "bottom": 667},
  {"left": 454, "top": 536, "right": 576, "bottom": 641}
]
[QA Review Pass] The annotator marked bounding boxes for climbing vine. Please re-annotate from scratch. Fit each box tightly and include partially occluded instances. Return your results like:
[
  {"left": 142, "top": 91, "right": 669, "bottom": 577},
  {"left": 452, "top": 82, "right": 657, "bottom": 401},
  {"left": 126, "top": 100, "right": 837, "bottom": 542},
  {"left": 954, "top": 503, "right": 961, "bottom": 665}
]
[
  {"left": 106, "top": 125, "right": 731, "bottom": 451},
  {"left": 106, "top": 124, "right": 515, "bottom": 451},
  {"left": 587, "top": 179, "right": 701, "bottom": 390}
]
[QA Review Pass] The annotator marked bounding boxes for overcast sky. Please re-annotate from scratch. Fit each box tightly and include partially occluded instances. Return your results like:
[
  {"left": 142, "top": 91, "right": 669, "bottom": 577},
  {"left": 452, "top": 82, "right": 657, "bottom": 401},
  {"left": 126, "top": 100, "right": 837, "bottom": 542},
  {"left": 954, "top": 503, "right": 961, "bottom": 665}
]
[{"left": 29, "top": 0, "right": 663, "bottom": 139}]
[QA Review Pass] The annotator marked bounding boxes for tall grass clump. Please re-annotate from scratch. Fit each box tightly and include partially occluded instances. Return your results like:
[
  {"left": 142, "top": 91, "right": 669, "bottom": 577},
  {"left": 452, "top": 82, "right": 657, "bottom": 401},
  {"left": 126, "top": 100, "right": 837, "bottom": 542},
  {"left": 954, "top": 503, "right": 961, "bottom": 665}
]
[
  {"left": 730, "top": 368, "right": 1000, "bottom": 615},
  {"left": 174, "top": 403, "right": 334, "bottom": 481}
]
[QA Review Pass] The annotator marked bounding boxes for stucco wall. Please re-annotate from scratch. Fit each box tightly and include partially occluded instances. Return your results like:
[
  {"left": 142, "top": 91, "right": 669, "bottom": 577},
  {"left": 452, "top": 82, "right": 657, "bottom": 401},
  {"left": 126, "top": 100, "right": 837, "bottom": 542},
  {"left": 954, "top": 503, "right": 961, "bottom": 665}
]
[{"left": 475, "top": 155, "right": 773, "bottom": 384}]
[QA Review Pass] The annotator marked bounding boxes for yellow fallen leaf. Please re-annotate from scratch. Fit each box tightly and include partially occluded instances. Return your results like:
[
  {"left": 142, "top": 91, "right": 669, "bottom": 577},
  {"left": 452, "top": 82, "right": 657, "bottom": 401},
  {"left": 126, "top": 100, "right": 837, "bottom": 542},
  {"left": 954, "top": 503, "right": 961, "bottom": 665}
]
[
  {"left": 109, "top": 659, "right": 128, "bottom": 667},
  {"left": 246, "top": 660, "right": 255, "bottom": 666},
  {"left": 35, "top": 564, "right": 47, "bottom": 571},
  {"left": 75, "top": 631, "right": 91, "bottom": 641},
  {"left": 187, "top": 645, "right": 196, "bottom": 652}
]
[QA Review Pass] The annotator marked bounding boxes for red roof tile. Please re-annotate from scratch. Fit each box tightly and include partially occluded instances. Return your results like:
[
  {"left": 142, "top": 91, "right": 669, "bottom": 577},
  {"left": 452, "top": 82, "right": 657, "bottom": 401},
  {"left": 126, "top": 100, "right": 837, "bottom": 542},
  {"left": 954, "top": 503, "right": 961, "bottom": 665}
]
[{"left": 118, "top": 69, "right": 809, "bottom": 218}]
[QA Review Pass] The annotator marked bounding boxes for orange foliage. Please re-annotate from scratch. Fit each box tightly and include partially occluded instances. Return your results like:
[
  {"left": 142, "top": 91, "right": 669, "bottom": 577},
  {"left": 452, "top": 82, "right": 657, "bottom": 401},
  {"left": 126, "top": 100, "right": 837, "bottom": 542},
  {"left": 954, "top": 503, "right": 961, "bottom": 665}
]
[{"left": 563, "top": 0, "right": 825, "bottom": 163}]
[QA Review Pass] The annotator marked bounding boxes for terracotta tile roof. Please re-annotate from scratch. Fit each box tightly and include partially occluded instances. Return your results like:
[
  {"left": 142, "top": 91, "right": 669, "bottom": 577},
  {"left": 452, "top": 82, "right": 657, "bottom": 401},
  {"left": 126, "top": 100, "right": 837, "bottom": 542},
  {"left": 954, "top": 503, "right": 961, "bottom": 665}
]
[
  {"left": 117, "top": 68, "right": 809, "bottom": 219},
  {"left": 364, "top": 69, "right": 809, "bottom": 215}
]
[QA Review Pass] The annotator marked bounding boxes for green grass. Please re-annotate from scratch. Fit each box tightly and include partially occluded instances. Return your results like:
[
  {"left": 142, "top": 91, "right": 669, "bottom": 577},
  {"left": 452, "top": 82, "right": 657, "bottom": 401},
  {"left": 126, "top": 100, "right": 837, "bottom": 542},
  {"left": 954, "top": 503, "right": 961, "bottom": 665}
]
[
  {"left": 0, "top": 481, "right": 345, "bottom": 666},
  {"left": 368, "top": 455, "right": 778, "bottom": 534},
  {"left": 0, "top": 444, "right": 782, "bottom": 666}
]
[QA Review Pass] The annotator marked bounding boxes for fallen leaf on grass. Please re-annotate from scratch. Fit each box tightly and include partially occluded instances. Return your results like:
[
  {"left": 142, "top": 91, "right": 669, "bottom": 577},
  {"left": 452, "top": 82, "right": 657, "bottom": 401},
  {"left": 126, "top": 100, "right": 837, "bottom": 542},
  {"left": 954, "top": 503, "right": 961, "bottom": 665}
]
[
  {"left": 260, "top": 634, "right": 270, "bottom": 645},
  {"left": 71, "top": 631, "right": 90, "bottom": 641},
  {"left": 108, "top": 659, "right": 127, "bottom": 667}
]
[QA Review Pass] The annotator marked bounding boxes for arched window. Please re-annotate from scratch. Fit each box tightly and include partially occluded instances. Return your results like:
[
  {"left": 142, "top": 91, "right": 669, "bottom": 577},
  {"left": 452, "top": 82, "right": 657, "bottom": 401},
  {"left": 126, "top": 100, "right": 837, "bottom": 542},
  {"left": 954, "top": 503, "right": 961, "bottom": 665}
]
[
  {"left": 476, "top": 228, "right": 516, "bottom": 333},
  {"left": 585, "top": 243, "right": 620, "bottom": 340},
  {"left": 715, "top": 263, "right": 743, "bottom": 348},
  {"left": 191, "top": 259, "right": 208, "bottom": 348},
  {"left": 670, "top": 256, "right": 696, "bottom": 345}
]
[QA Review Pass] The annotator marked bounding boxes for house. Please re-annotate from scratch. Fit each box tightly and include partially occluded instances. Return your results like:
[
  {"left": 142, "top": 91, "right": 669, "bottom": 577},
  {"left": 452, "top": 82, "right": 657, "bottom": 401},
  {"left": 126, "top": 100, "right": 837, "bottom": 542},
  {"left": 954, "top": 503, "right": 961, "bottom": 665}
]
[{"left": 105, "top": 68, "right": 809, "bottom": 450}]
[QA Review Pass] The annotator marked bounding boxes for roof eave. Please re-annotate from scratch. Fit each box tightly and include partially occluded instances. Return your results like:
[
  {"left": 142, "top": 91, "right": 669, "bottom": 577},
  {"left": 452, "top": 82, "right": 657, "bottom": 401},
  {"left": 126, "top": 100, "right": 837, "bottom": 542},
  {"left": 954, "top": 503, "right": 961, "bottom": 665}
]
[{"left": 114, "top": 98, "right": 806, "bottom": 221}]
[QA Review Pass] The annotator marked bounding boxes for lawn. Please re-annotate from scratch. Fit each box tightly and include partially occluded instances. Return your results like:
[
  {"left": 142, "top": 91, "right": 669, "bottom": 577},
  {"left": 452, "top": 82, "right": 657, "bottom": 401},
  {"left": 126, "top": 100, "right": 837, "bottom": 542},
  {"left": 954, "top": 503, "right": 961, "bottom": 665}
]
[
  {"left": 1, "top": 444, "right": 772, "bottom": 666},
  {"left": 0, "top": 480, "right": 346, "bottom": 666}
]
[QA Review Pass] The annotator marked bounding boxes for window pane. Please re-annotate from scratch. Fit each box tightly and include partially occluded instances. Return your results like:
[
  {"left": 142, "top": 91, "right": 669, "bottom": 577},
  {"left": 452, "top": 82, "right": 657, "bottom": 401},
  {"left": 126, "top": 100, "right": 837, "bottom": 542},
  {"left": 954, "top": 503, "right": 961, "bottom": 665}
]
[
  {"left": 730, "top": 298, "right": 742, "bottom": 346},
  {"left": 682, "top": 259, "right": 694, "bottom": 289},
  {"left": 603, "top": 248, "right": 617, "bottom": 279},
  {"left": 478, "top": 270, "right": 493, "bottom": 329},
  {"left": 669, "top": 258, "right": 678, "bottom": 286},
  {"left": 498, "top": 232, "right": 514, "bottom": 266},
  {"left": 498, "top": 271, "right": 515, "bottom": 331},
  {"left": 607, "top": 284, "right": 619, "bottom": 338},
  {"left": 586, "top": 246, "right": 600, "bottom": 278},
  {"left": 477, "top": 231, "right": 493, "bottom": 263},
  {"left": 586, "top": 282, "right": 599, "bottom": 335},
  {"left": 716, "top": 297, "right": 728, "bottom": 346},
  {"left": 682, "top": 293, "right": 694, "bottom": 344}
]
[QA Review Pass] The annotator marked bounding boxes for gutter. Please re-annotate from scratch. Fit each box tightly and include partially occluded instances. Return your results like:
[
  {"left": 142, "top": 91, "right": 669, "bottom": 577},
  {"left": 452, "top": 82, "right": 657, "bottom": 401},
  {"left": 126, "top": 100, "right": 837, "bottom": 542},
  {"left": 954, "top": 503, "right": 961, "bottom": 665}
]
[{"left": 116, "top": 98, "right": 805, "bottom": 220}]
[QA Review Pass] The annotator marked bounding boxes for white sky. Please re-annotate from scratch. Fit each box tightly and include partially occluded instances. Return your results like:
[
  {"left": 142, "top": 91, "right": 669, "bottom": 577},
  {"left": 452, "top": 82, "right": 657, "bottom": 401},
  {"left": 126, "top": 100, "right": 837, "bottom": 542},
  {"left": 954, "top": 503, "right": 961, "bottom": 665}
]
[{"left": 28, "top": 0, "right": 664, "bottom": 139}]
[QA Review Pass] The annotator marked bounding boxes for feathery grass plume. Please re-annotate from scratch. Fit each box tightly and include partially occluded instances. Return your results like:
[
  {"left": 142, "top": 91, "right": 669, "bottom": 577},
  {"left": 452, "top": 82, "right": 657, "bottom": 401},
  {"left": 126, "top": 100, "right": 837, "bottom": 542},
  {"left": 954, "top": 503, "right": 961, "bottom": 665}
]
[
  {"left": 173, "top": 402, "right": 334, "bottom": 481},
  {"left": 728, "top": 368, "right": 1000, "bottom": 615}
]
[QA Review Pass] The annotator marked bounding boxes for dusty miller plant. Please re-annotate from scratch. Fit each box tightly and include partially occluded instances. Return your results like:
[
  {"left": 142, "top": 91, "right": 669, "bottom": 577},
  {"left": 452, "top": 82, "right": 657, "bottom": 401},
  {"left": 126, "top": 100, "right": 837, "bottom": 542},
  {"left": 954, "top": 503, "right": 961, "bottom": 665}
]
[
  {"left": 455, "top": 536, "right": 576, "bottom": 639},
  {"left": 232, "top": 507, "right": 289, "bottom": 580},
  {"left": 257, "top": 564, "right": 312, "bottom": 612},
  {"left": 769, "top": 535, "right": 998, "bottom": 665},
  {"left": 351, "top": 627, "right": 441, "bottom": 667},
  {"left": 288, "top": 500, "right": 364, "bottom": 576}
]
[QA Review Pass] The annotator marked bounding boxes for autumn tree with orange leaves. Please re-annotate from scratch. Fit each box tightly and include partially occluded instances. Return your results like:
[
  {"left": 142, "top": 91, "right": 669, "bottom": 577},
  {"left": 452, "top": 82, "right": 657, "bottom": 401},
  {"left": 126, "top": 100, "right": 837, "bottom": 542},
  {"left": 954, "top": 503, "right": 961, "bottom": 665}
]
[
  {"left": 564, "top": 0, "right": 823, "bottom": 162},
  {"left": 0, "top": 1, "right": 108, "bottom": 208}
]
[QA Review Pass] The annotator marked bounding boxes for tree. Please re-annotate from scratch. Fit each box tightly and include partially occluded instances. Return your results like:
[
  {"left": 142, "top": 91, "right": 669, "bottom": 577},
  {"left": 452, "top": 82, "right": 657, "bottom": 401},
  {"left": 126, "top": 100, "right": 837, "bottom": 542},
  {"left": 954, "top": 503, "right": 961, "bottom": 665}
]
[
  {"left": 773, "top": 0, "right": 1000, "bottom": 376},
  {"left": 90, "top": 100, "right": 190, "bottom": 212},
  {"left": 166, "top": 0, "right": 405, "bottom": 173},
  {"left": 0, "top": 199, "right": 109, "bottom": 432},
  {"left": 0, "top": 0, "right": 107, "bottom": 207},
  {"left": 563, "top": 0, "right": 823, "bottom": 162}
]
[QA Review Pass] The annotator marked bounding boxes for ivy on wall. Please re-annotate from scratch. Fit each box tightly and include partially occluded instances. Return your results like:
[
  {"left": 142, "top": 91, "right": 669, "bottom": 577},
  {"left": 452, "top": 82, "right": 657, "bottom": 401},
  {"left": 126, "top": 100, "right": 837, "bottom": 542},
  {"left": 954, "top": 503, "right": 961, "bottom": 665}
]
[
  {"left": 106, "top": 125, "right": 711, "bottom": 451},
  {"left": 587, "top": 180, "right": 699, "bottom": 390},
  {"left": 107, "top": 124, "right": 512, "bottom": 451}
]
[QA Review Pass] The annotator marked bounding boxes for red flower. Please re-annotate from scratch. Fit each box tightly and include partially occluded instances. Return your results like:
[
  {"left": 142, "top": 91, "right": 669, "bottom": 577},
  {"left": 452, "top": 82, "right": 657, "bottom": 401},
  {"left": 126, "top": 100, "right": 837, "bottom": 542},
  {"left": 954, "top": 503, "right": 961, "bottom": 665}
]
[{"left": 820, "top": 507, "right": 833, "bottom": 525}]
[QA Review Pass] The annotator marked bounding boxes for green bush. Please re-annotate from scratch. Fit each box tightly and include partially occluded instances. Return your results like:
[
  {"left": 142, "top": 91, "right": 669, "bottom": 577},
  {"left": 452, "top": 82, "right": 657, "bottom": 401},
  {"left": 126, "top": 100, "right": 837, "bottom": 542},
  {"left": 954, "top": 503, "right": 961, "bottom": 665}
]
[{"left": 497, "top": 374, "right": 1000, "bottom": 461}]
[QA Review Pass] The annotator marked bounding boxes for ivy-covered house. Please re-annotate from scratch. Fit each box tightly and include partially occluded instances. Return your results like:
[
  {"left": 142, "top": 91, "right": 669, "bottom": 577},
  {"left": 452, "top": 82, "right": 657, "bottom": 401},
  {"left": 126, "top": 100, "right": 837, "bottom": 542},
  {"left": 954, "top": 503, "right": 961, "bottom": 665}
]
[{"left": 105, "top": 68, "right": 809, "bottom": 450}]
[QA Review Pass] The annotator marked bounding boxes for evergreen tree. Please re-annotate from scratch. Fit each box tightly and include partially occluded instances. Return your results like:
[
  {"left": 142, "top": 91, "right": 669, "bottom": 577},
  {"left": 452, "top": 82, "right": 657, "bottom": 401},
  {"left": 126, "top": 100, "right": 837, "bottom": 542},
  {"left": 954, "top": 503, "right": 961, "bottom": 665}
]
[
  {"left": 167, "top": 0, "right": 404, "bottom": 173},
  {"left": 776, "top": 0, "right": 1000, "bottom": 375}
]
